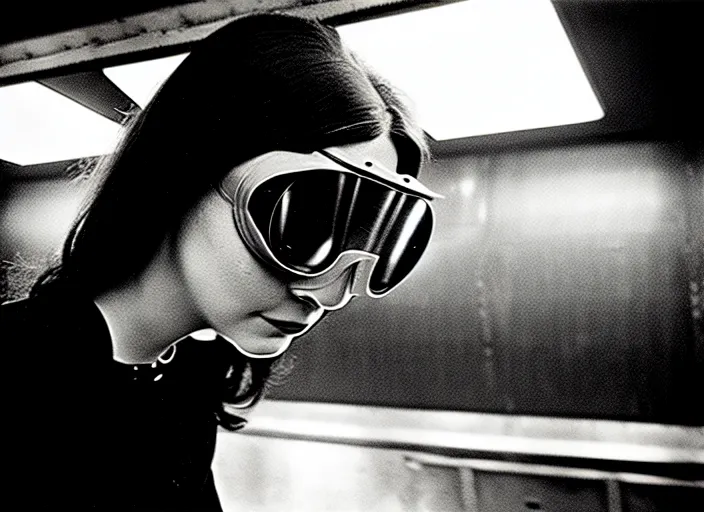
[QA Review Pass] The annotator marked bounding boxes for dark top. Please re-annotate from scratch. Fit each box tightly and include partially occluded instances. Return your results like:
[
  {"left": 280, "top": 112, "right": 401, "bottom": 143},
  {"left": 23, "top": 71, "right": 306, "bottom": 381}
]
[{"left": 1, "top": 286, "right": 228, "bottom": 511}]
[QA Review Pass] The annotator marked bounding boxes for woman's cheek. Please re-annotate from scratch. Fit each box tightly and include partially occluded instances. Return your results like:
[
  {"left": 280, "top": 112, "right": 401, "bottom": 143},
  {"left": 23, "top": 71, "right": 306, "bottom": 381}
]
[{"left": 175, "top": 191, "right": 290, "bottom": 325}]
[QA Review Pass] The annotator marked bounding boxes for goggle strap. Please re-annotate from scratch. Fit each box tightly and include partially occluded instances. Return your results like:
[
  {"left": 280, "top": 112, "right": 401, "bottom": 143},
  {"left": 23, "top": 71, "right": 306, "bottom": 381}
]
[{"left": 320, "top": 149, "right": 443, "bottom": 200}]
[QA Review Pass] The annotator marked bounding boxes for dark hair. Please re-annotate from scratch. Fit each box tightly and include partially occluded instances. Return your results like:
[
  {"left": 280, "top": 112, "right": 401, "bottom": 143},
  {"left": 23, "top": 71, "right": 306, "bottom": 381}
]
[{"left": 31, "top": 13, "right": 429, "bottom": 428}]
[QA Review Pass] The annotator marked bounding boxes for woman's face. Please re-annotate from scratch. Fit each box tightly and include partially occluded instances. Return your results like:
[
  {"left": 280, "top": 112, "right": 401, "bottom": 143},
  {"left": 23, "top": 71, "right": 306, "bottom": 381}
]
[{"left": 174, "top": 133, "right": 399, "bottom": 358}]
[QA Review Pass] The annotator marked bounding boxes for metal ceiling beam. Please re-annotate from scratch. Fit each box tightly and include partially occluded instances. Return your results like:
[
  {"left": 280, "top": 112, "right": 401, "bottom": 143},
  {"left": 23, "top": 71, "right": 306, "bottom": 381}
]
[
  {"left": 38, "top": 71, "right": 139, "bottom": 124},
  {"left": 0, "top": 0, "right": 458, "bottom": 86},
  {"left": 0, "top": 2, "right": 200, "bottom": 45}
]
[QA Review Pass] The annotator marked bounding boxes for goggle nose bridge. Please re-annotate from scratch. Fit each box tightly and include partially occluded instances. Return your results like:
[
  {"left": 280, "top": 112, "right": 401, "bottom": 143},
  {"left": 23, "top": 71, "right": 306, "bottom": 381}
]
[
  {"left": 288, "top": 251, "right": 381, "bottom": 311},
  {"left": 289, "top": 289, "right": 353, "bottom": 312}
]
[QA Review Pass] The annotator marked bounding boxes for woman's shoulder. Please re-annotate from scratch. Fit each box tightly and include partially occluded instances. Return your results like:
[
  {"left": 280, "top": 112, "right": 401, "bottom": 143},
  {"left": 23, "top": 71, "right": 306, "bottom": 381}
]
[
  {"left": 2, "top": 286, "right": 77, "bottom": 326},
  {"left": 1, "top": 285, "right": 111, "bottom": 361},
  {"left": 1, "top": 291, "right": 52, "bottom": 331}
]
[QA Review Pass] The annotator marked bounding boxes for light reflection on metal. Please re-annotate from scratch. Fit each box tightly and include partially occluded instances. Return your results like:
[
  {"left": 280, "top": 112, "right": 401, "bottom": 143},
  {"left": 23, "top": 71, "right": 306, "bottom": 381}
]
[
  {"left": 238, "top": 401, "right": 704, "bottom": 464},
  {"left": 497, "top": 169, "right": 665, "bottom": 236},
  {"left": 459, "top": 178, "right": 476, "bottom": 198},
  {"left": 406, "top": 453, "right": 704, "bottom": 488}
]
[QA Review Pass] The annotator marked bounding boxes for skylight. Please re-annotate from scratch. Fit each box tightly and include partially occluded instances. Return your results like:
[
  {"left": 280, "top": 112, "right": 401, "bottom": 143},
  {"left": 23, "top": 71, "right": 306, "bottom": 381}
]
[
  {"left": 0, "top": 82, "right": 122, "bottom": 165},
  {"left": 0, "top": 53, "right": 188, "bottom": 166},
  {"left": 103, "top": 54, "right": 189, "bottom": 109},
  {"left": 0, "top": 0, "right": 604, "bottom": 166},
  {"left": 337, "top": 0, "right": 604, "bottom": 140}
]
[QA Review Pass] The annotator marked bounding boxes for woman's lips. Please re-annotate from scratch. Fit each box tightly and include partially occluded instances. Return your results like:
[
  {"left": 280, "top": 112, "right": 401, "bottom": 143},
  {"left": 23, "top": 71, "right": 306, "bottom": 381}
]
[{"left": 260, "top": 315, "right": 309, "bottom": 335}]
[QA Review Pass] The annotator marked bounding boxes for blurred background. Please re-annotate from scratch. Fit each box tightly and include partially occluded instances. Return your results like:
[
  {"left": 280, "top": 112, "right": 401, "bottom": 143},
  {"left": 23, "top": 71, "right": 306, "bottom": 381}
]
[{"left": 1, "top": 0, "right": 702, "bottom": 510}]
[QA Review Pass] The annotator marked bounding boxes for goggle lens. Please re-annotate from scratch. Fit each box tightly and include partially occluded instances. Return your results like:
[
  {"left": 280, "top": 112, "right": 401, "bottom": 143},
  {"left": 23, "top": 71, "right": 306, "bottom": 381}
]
[{"left": 248, "top": 170, "right": 433, "bottom": 295}]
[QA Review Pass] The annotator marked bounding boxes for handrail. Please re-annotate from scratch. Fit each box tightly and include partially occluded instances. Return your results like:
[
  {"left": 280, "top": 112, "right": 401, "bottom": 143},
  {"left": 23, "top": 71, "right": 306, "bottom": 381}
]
[{"left": 227, "top": 400, "right": 704, "bottom": 466}]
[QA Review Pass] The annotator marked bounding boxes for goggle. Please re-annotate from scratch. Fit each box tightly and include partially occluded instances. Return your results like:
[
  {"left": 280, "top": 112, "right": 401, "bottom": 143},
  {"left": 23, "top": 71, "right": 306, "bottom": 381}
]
[{"left": 217, "top": 146, "right": 441, "bottom": 308}]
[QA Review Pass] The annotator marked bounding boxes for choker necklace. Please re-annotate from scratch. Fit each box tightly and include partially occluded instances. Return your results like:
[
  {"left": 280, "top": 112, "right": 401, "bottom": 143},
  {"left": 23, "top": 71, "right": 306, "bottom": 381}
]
[{"left": 126, "top": 344, "right": 177, "bottom": 383}]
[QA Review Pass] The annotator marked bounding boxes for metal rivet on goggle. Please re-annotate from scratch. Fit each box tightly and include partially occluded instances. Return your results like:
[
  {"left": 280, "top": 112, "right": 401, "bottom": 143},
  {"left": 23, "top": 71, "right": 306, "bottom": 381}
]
[{"left": 365, "top": 161, "right": 373, "bottom": 167}]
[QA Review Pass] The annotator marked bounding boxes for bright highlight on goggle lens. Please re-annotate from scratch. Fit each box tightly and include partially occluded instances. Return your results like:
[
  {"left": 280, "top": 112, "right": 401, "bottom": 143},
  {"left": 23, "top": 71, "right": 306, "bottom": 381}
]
[{"left": 248, "top": 170, "right": 433, "bottom": 295}]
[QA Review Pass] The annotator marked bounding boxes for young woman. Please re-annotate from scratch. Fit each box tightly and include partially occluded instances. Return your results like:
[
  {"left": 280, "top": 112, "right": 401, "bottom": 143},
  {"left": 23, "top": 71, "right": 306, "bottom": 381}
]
[{"left": 1, "top": 12, "right": 438, "bottom": 511}]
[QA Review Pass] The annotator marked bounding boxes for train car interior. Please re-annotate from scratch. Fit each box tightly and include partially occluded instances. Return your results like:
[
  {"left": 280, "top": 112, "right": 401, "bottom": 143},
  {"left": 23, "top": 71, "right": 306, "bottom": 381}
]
[{"left": 1, "top": 0, "right": 702, "bottom": 510}]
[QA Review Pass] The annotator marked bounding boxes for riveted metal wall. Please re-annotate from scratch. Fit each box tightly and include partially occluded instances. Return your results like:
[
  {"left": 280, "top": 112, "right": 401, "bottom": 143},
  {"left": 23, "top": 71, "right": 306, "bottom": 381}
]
[{"left": 269, "top": 140, "right": 703, "bottom": 426}]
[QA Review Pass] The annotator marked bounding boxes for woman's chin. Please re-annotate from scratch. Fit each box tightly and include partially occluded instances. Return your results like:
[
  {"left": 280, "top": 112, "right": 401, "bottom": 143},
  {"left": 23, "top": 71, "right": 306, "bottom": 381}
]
[{"left": 218, "top": 331, "right": 294, "bottom": 359}]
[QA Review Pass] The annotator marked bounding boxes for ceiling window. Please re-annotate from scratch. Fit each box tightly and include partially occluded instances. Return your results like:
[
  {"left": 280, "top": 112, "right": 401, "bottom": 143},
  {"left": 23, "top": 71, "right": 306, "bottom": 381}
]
[{"left": 0, "top": 0, "right": 603, "bottom": 165}]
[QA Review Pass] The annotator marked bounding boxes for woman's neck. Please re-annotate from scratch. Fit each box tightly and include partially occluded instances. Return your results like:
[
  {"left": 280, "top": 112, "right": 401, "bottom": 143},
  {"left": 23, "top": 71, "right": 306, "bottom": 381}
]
[{"left": 94, "top": 242, "right": 204, "bottom": 364}]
